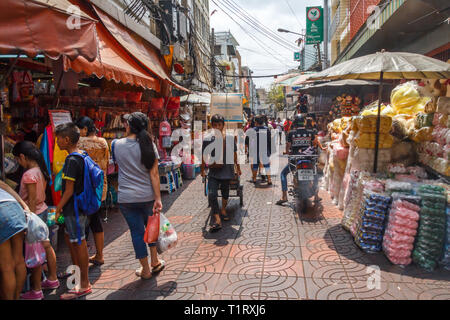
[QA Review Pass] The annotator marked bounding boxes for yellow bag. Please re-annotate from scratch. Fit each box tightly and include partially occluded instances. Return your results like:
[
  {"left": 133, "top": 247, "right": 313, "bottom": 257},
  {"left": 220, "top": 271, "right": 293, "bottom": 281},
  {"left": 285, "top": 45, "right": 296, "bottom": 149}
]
[
  {"left": 391, "top": 81, "right": 430, "bottom": 116},
  {"left": 354, "top": 132, "right": 394, "bottom": 149},
  {"left": 53, "top": 142, "right": 68, "bottom": 174},
  {"left": 356, "top": 115, "right": 392, "bottom": 134}
]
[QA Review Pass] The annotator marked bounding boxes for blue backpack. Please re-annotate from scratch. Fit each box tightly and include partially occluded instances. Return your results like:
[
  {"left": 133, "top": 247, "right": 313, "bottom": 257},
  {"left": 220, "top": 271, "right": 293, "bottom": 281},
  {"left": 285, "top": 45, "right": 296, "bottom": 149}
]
[{"left": 69, "top": 152, "right": 104, "bottom": 244}]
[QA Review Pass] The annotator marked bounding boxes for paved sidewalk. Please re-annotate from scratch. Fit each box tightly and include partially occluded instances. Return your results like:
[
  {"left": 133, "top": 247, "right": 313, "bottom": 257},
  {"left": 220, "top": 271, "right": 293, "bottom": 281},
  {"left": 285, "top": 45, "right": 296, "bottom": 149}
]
[{"left": 46, "top": 156, "right": 450, "bottom": 300}]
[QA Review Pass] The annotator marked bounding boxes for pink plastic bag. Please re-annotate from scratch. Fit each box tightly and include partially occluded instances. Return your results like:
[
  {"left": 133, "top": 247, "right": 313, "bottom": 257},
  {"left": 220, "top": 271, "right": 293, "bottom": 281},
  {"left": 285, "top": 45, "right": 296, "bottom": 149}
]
[
  {"left": 386, "top": 256, "right": 412, "bottom": 266},
  {"left": 392, "top": 200, "right": 421, "bottom": 215},
  {"left": 383, "top": 238, "right": 414, "bottom": 251},
  {"left": 389, "top": 214, "right": 419, "bottom": 229},
  {"left": 385, "top": 229, "right": 415, "bottom": 244},
  {"left": 24, "top": 242, "right": 46, "bottom": 268}
]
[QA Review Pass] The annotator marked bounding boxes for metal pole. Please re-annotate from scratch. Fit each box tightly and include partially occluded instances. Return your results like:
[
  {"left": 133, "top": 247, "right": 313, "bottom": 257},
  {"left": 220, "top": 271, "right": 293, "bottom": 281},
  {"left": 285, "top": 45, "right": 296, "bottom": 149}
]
[
  {"left": 373, "top": 71, "right": 384, "bottom": 173},
  {"left": 211, "top": 28, "right": 216, "bottom": 89},
  {"left": 323, "top": 0, "right": 328, "bottom": 69}
]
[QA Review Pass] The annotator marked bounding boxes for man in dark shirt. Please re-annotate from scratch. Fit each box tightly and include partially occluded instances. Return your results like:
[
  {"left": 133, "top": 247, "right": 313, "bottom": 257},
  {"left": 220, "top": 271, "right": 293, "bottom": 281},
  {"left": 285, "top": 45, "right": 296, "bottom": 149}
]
[
  {"left": 276, "top": 115, "right": 325, "bottom": 206},
  {"left": 201, "top": 114, "right": 241, "bottom": 232},
  {"left": 249, "top": 115, "right": 272, "bottom": 185}
]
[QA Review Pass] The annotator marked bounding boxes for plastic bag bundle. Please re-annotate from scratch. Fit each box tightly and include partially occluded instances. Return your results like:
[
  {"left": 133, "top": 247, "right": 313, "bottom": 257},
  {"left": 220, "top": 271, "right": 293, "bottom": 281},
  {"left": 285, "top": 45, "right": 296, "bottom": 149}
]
[
  {"left": 406, "top": 166, "right": 428, "bottom": 179},
  {"left": 354, "top": 132, "right": 394, "bottom": 149},
  {"left": 412, "top": 185, "right": 447, "bottom": 271},
  {"left": 383, "top": 196, "right": 421, "bottom": 266},
  {"left": 342, "top": 171, "right": 366, "bottom": 231},
  {"left": 431, "top": 126, "right": 450, "bottom": 146},
  {"left": 24, "top": 242, "right": 46, "bottom": 268},
  {"left": 439, "top": 206, "right": 450, "bottom": 270},
  {"left": 356, "top": 115, "right": 392, "bottom": 134},
  {"left": 354, "top": 191, "right": 391, "bottom": 253},
  {"left": 433, "top": 113, "right": 448, "bottom": 127},
  {"left": 415, "top": 112, "right": 434, "bottom": 128},
  {"left": 390, "top": 81, "right": 430, "bottom": 115},
  {"left": 156, "top": 213, "right": 178, "bottom": 254},
  {"left": 385, "top": 179, "right": 412, "bottom": 194},
  {"left": 25, "top": 211, "right": 49, "bottom": 243},
  {"left": 410, "top": 127, "right": 433, "bottom": 143}
]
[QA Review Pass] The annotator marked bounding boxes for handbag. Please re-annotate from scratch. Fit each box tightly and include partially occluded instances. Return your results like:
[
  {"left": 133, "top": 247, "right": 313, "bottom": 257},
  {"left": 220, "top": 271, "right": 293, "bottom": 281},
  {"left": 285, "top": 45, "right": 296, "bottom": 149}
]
[
  {"left": 143, "top": 212, "right": 160, "bottom": 244},
  {"left": 25, "top": 211, "right": 49, "bottom": 243}
]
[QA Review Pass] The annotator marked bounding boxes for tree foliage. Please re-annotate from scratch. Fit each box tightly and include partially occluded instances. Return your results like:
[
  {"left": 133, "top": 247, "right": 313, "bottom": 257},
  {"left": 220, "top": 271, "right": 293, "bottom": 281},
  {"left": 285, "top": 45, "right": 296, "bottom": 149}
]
[{"left": 267, "top": 85, "right": 285, "bottom": 111}]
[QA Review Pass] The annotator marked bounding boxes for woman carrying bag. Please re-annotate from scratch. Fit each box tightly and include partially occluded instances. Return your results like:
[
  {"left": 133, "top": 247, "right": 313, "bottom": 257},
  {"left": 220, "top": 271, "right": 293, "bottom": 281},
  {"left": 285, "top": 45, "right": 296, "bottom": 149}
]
[{"left": 111, "top": 112, "right": 165, "bottom": 280}]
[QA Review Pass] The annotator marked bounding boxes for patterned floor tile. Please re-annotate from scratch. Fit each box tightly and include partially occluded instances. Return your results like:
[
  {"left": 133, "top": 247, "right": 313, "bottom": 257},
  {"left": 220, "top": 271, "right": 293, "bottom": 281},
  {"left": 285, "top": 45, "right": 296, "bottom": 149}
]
[
  {"left": 193, "top": 243, "right": 233, "bottom": 257},
  {"left": 264, "top": 245, "right": 302, "bottom": 261},
  {"left": 213, "top": 274, "right": 262, "bottom": 298},
  {"left": 261, "top": 259, "right": 304, "bottom": 278},
  {"left": 222, "top": 257, "right": 264, "bottom": 276},
  {"left": 305, "top": 278, "right": 356, "bottom": 300},
  {"left": 259, "top": 276, "right": 307, "bottom": 299},
  {"left": 229, "top": 245, "right": 266, "bottom": 261},
  {"left": 302, "top": 261, "right": 351, "bottom": 281},
  {"left": 184, "top": 256, "right": 227, "bottom": 273},
  {"left": 175, "top": 272, "right": 221, "bottom": 294},
  {"left": 301, "top": 246, "right": 342, "bottom": 263}
]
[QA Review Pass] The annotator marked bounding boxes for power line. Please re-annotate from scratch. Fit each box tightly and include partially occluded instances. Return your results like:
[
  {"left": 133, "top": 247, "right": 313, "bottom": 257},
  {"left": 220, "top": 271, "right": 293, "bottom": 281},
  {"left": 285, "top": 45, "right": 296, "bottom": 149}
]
[
  {"left": 284, "top": 0, "right": 304, "bottom": 30},
  {"left": 211, "top": 0, "right": 294, "bottom": 67},
  {"left": 220, "top": 0, "right": 299, "bottom": 51}
]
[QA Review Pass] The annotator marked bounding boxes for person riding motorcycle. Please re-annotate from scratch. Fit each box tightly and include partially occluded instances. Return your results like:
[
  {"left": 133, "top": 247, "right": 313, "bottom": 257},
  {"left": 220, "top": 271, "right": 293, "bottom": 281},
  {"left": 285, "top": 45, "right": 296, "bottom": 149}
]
[{"left": 276, "top": 114, "right": 325, "bottom": 206}]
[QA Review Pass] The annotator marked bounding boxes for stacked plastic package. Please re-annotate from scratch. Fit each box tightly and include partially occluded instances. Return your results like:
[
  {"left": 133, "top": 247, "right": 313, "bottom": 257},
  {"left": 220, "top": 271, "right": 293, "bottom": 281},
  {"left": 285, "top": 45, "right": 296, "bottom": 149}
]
[
  {"left": 417, "top": 97, "right": 450, "bottom": 176},
  {"left": 354, "top": 190, "right": 391, "bottom": 253},
  {"left": 383, "top": 193, "right": 421, "bottom": 266},
  {"left": 440, "top": 206, "right": 450, "bottom": 270},
  {"left": 412, "top": 184, "right": 447, "bottom": 271}
]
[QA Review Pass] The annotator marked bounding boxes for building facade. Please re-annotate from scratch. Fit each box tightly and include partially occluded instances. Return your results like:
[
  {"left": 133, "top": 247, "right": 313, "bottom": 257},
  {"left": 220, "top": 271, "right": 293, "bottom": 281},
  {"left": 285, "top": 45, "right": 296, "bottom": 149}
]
[
  {"left": 91, "top": 0, "right": 212, "bottom": 92},
  {"left": 330, "top": 0, "right": 450, "bottom": 65}
]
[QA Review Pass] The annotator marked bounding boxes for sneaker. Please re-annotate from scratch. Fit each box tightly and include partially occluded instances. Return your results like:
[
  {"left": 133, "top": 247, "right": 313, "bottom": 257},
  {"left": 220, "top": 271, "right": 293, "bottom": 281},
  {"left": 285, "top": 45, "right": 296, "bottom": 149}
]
[
  {"left": 20, "top": 290, "right": 44, "bottom": 300},
  {"left": 41, "top": 279, "right": 60, "bottom": 290}
]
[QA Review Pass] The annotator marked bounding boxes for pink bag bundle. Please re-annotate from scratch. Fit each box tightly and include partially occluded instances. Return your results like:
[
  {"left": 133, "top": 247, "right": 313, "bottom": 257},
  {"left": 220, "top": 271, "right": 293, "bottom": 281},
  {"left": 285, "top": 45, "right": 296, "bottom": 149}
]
[
  {"left": 386, "top": 256, "right": 412, "bottom": 266},
  {"left": 383, "top": 237, "right": 414, "bottom": 251},
  {"left": 388, "top": 213, "right": 419, "bottom": 230},
  {"left": 384, "top": 229, "right": 415, "bottom": 244},
  {"left": 384, "top": 247, "right": 411, "bottom": 259},
  {"left": 391, "top": 200, "right": 421, "bottom": 215}
]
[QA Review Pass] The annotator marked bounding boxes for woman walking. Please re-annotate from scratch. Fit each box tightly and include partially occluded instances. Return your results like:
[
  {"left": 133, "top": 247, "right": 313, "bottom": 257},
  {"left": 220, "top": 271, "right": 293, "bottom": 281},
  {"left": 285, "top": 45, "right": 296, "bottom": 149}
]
[
  {"left": 111, "top": 112, "right": 165, "bottom": 280},
  {"left": 76, "top": 116, "right": 109, "bottom": 266},
  {"left": 0, "top": 180, "right": 29, "bottom": 300}
]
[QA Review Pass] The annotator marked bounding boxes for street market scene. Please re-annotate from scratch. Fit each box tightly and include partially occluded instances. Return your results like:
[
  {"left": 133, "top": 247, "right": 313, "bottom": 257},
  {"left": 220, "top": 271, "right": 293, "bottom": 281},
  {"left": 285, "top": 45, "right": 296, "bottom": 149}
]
[{"left": 0, "top": 0, "right": 449, "bottom": 302}]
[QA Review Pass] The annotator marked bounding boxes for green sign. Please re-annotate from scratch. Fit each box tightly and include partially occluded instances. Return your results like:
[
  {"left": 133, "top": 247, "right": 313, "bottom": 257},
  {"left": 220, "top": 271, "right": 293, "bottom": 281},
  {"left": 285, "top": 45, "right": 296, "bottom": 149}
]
[
  {"left": 294, "top": 52, "right": 301, "bottom": 61},
  {"left": 306, "top": 6, "right": 323, "bottom": 44}
]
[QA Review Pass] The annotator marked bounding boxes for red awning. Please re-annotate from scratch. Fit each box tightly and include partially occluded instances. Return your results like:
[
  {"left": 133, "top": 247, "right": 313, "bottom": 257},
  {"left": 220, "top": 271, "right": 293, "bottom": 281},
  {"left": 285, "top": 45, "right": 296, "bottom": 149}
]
[
  {"left": 63, "top": 1, "right": 160, "bottom": 91},
  {"left": 0, "top": 0, "right": 98, "bottom": 62},
  {"left": 92, "top": 6, "right": 189, "bottom": 93}
]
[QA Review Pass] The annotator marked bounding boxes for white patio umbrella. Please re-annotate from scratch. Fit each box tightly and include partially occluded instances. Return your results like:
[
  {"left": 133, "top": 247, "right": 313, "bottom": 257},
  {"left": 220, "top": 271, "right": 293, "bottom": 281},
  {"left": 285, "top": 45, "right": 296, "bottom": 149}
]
[{"left": 307, "top": 50, "right": 450, "bottom": 172}]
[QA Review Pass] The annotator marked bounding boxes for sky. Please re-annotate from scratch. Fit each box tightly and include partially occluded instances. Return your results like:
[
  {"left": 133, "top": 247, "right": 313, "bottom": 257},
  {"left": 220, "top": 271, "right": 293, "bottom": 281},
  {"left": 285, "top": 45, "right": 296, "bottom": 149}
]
[{"left": 209, "top": 0, "right": 323, "bottom": 90}]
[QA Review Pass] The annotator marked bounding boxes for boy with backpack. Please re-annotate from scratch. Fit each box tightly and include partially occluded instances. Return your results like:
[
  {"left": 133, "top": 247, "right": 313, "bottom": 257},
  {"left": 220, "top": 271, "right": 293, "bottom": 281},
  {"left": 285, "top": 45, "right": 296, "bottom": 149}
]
[{"left": 55, "top": 122, "right": 103, "bottom": 300}]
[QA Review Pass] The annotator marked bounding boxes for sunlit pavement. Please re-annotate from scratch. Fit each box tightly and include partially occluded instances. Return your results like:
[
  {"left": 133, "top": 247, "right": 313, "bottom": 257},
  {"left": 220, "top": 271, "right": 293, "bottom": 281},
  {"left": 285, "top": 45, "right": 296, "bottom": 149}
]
[{"left": 46, "top": 154, "right": 450, "bottom": 300}]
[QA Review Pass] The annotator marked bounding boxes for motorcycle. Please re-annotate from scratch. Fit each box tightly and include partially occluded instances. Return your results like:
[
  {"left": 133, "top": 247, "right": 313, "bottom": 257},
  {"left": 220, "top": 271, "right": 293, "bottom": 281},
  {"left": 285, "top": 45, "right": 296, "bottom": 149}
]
[{"left": 287, "top": 153, "right": 319, "bottom": 214}]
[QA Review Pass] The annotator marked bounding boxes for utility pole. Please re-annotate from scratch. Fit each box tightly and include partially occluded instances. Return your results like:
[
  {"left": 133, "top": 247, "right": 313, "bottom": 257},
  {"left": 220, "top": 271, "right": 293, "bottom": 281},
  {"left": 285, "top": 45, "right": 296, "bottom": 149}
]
[
  {"left": 323, "top": 0, "right": 329, "bottom": 69},
  {"left": 316, "top": 43, "right": 322, "bottom": 70},
  {"left": 210, "top": 28, "right": 216, "bottom": 90}
]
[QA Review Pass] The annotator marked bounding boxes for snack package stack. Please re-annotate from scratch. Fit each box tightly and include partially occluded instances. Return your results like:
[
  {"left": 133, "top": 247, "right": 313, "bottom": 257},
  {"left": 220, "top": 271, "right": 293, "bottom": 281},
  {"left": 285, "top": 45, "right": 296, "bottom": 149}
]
[
  {"left": 383, "top": 194, "right": 421, "bottom": 266},
  {"left": 349, "top": 178, "right": 386, "bottom": 237},
  {"left": 439, "top": 206, "right": 450, "bottom": 270},
  {"left": 412, "top": 184, "right": 447, "bottom": 271},
  {"left": 354, "top": 191, "right": 391, "bottom": 253},
  {"left": 341, "top": 170, "right": 361, "bottom": 229},
  {"left": 351, "top": 148, "right": 391, "bottom": 173},
  {"left": 384, "top": 180, "right": 413, "bottom": 195}
]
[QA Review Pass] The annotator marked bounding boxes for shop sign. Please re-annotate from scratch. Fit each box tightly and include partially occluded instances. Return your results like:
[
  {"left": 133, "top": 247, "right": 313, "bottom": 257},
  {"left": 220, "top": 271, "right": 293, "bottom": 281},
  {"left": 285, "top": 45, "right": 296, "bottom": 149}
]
[
  {"left": 294, "top": 52, "right": 301, "bottom": 61},
  {"left": 210, "top": 93, "right": 243, "bottom": 122},
  {"left": 306, "top": 6, "right": 323, "bottom": 44}
]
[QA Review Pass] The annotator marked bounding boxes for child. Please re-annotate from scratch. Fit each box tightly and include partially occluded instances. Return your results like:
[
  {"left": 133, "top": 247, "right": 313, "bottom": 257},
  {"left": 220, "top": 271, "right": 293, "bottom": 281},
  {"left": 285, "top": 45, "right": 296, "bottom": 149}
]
[
  {"left": 12, "top": 141, "right": 59, "bottom": 300},
  {"left": 54, "top": 123, "right": 91, "bottom": 300}
]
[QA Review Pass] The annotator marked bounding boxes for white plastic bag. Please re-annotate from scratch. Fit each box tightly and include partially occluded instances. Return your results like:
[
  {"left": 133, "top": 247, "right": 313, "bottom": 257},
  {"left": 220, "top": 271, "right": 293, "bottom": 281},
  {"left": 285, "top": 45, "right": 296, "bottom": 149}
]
[
  {"left": 25, "top": 211, "right": 49, "bottom": 243},
  {"left": 156, "top": 212, "right": 178, "bottom": 254},
  {"left": 24, "top": 242, "right": 46, "bottom": 268}
]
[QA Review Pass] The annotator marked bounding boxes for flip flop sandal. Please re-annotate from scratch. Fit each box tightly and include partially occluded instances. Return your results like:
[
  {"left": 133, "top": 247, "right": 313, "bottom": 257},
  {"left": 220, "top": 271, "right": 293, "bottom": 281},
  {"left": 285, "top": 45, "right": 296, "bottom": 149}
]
[
  {"left": 135, "top": 267, "right": 152, "bottom": 280},
  {"left": 60, "top": 287, "right": 92, "bottom": 300},
  {"left": 89, "top": 258, "right": 104, "bottom": 266},
  {"left": 57, "top": 271, "right": 74, "bottom": 279},
  {"left": 210, "top": 223, "right": 222, "bottom": 232},
  {"left": 152, "top": 260, "right": 166, "bottom": 274},
  {"left": 276, "top": 200, "right": 288, "bottom": 206}
]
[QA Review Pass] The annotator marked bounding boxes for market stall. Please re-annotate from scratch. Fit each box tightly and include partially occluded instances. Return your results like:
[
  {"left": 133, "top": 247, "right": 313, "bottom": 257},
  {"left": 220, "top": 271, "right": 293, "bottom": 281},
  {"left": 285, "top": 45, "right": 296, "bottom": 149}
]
[{"left": 314, "top": 51, "right": 450, "bottom": 271}]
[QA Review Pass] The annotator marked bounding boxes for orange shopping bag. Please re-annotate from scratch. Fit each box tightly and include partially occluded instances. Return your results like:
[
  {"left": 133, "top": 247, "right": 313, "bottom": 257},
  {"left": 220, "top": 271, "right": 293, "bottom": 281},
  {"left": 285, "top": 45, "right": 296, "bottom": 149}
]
[{"left": 143, "top": 213, "right": 160, "bottom": 244}]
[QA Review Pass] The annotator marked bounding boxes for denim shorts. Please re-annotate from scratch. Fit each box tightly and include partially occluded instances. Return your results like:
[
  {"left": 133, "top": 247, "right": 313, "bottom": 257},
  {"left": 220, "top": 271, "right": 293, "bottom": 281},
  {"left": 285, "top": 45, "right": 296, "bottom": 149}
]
[
  {"left": 119, "top": 201, "right": 156, "bottom": 260},
  {"left": 64, "top": 214, "right": 89, "bottom": 243},
  {"left": 251, "top": 162, "right": 270, "bottom": 171},
  {"left": 0, "top": 201, "right": 27, "bottom": 244}
]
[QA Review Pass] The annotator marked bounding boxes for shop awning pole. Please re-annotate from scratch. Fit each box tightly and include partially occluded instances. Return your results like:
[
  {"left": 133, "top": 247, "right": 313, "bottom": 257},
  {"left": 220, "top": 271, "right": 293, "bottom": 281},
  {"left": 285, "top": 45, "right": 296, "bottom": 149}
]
[
  {"left": 373, "top": 71, "right": 384, "bottom": 174},
  {"left": 52, "top": 71, "right": 65, "bottom": 108}
]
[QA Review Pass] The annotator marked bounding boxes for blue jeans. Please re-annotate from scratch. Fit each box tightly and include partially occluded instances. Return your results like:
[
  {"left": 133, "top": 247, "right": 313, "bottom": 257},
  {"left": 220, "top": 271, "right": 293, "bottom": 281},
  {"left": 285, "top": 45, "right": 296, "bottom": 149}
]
[
  {"left": 280, "top": 164, "right": 290, "bottom": 192},
  {"left": 119, "top": 201, "right": 156, "bottom": 260}
]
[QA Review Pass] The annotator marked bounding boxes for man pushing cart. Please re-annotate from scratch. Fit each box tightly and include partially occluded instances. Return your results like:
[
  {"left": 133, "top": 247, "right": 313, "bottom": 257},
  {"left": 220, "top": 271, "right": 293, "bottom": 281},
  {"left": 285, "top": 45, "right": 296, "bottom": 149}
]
[{"left": 201, "top": 114, "right": 242, "bottom": 232}]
